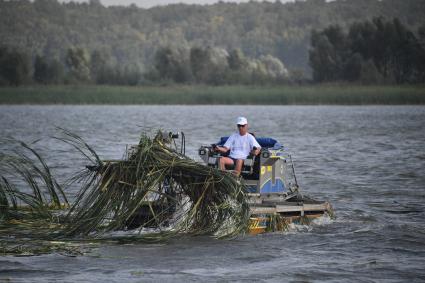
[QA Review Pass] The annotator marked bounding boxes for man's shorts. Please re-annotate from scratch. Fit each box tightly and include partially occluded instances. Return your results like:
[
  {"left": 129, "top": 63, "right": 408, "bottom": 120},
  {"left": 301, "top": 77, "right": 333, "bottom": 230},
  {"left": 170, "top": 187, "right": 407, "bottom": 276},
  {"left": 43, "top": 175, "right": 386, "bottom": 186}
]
[{"left": 229, "top": 157, "right": 243, "bottom": 164}]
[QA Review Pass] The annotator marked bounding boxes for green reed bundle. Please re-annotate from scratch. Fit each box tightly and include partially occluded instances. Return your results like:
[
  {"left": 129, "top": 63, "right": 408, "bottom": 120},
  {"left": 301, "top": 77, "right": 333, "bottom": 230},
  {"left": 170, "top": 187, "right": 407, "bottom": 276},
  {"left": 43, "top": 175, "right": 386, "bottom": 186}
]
[
  {"left": 0, "top": 139, "right": 69, "bottom": 239},
  {"left": 63, "top": 132, "right": 249, "bottom": 239},
  {"left": 0, "top": 130, "right": 249, "bottom": 255}
]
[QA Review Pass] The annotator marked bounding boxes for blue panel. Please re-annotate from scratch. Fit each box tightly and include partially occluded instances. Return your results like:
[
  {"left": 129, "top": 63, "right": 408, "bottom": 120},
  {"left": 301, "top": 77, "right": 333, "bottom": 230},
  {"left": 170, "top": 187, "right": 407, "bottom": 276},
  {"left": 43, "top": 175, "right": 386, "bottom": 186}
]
[
  {"left": 257, "top": 138, "right": 278, "bottom": 148},
  {"left": 260, "top": 179, "right": 286, "bottom": 194}
]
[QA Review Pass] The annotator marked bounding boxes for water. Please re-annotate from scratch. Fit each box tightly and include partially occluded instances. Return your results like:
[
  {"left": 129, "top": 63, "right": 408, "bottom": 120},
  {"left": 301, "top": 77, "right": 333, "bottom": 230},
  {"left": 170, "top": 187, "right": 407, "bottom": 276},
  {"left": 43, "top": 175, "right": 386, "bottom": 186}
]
[{"left": 1, "top": 105, "right": 425, "bottom": 282}]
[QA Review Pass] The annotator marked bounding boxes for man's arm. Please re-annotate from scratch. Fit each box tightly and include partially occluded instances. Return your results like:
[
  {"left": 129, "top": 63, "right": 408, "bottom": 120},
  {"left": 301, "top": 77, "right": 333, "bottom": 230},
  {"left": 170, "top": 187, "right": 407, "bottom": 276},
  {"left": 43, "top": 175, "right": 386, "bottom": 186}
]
[
  {"left": 214, "top": 135, "right": 233, "bottom": 153},
  {"left": 251, "top": 146, "right": 261, "bottom": 156},
  {"left": 214, "top": 145, "right": 229, "bottom": 154},
  {"left": 250, "top": 135, "right": 261, "bottom": 156},
  {"left": 213, "top": 135, "right": 233, "bottom": 153}
]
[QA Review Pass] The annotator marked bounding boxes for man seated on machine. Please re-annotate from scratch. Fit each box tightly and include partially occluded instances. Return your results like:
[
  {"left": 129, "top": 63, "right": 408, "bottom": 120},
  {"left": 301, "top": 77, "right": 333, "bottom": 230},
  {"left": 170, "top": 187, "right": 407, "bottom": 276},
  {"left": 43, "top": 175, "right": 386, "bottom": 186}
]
[{"left": 213, "top": 117, "right": 261, "bottom": 176}]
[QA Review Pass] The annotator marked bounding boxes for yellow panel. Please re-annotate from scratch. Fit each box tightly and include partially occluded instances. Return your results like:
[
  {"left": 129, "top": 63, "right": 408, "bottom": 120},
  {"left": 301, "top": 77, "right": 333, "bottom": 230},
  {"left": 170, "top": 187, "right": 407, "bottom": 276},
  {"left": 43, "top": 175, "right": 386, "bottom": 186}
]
[
  {"left": 261, "top": 166, "right": 266, "bottom": 175},
  {"left": 267, "top": 166, "right": 272, "bottom": 172}
]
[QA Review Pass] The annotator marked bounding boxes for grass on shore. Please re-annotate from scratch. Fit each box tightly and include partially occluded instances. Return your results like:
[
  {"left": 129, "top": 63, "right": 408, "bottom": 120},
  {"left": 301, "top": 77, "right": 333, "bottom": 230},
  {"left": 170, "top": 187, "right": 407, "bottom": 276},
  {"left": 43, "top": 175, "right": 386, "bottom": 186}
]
[{"left": 0, "top": 84, "right": 424, "bottom": 105}]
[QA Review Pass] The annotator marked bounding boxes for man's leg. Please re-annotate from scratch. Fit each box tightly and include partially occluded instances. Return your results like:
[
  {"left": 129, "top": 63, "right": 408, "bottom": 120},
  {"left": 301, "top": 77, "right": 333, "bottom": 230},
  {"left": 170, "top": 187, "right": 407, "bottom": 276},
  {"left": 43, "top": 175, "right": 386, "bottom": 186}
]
[
  {"left": 219, "top": 157, "right": 234, "bottom": 170},
  {"left": 234, "top": 159, "right": 244, "bottom": 176}
]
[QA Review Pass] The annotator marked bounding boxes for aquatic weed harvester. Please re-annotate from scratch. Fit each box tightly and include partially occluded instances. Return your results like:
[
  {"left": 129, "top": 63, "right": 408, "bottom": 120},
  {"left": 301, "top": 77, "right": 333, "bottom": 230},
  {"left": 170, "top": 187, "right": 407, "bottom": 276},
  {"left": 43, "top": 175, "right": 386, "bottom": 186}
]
[
  {"left": 0, "top": 129, "right": 332, "bottom": 255},
  {"left": 198, "top": 134, "right": 333, "bottom": 234}
]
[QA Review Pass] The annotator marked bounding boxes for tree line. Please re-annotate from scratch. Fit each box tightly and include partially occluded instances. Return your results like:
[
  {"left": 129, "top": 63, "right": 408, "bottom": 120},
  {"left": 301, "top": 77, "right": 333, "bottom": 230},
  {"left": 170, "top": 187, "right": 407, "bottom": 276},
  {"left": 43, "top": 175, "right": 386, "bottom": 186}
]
[
  {"left": 149, "top": 46, "right": 289, "bottom": 85},
  {"left": 0, "top": 45, "right": 289, "bottom": 86},
  {"left": 1, "top": 0, "right": 424, "bottom": 78},
  {"left": 2, "top": 17, "right": 424, "bottom": 86},
  {"left": 309, "top": 17, "right": 425, "bottom": 84},
  {"left": 0, "top": 46, "right": 141, "bottom": 86}
]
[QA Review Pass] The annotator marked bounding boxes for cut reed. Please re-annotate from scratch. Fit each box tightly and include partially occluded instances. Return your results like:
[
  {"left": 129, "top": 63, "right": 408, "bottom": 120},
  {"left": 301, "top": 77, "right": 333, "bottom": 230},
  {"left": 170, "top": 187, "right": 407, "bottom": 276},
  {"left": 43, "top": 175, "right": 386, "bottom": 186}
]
[{"left": 0, "top": 130, "right": 250, "bottom": 255}]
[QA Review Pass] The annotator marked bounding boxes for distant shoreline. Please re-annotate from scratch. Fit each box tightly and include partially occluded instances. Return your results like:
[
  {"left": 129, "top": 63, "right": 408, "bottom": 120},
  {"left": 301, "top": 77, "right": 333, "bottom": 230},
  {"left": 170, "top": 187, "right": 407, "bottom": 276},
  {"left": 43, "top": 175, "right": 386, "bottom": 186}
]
[{"left": 0, "top": 85, "right": 424, "bottom": 105}]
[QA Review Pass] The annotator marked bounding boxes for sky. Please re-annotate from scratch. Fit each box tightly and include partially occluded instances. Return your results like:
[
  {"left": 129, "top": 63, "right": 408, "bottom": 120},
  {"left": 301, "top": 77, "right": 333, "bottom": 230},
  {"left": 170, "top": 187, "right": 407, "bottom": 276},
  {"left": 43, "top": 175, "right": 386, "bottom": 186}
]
[{"left": 59, "top": 0, "right": 295, "bottom": 9}]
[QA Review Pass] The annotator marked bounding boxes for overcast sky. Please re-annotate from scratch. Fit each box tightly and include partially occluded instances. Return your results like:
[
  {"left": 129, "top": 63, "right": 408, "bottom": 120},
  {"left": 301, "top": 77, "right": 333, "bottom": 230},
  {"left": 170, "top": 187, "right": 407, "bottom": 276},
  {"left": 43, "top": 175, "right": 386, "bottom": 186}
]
[{"left": 60, "top": 0, "right": 295, "bottom": 9}]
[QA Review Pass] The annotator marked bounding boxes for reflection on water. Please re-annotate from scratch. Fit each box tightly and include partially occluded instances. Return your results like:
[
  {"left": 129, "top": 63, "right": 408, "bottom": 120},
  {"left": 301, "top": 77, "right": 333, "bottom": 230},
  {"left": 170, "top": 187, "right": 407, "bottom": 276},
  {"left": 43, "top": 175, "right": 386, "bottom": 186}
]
[{"left": 1, "top": 105, "right": 425, "bottom": 282}]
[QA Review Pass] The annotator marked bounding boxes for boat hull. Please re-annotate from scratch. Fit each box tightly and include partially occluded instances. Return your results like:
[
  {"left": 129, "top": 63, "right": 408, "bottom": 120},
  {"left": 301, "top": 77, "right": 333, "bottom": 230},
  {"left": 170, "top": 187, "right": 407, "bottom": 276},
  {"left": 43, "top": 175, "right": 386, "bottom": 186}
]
[{"left": 248, "top": 194, "right": 333, "bottom": 234}]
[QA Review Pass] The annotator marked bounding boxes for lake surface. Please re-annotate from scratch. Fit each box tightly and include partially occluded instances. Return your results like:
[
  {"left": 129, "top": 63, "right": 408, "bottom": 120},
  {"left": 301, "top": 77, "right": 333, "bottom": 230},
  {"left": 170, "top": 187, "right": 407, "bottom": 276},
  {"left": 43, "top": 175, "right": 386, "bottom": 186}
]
[{"left": 1, "top": 105, "right": 425, "bottom": 282}]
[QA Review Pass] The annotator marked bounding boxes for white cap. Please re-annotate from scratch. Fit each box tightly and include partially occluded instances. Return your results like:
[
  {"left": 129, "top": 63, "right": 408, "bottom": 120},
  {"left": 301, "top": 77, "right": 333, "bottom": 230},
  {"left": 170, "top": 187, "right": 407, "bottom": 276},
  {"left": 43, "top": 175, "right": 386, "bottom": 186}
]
[{"left": 236, "top": 116, "right": 248, "bottom": 125}]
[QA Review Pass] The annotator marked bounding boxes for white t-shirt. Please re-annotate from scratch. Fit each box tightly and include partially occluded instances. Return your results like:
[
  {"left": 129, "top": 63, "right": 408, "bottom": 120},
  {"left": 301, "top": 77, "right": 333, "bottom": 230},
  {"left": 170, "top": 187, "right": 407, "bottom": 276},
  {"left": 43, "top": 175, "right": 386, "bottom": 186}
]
[{"left": 223, "top": 133, "right": 261, "bottom": 159}]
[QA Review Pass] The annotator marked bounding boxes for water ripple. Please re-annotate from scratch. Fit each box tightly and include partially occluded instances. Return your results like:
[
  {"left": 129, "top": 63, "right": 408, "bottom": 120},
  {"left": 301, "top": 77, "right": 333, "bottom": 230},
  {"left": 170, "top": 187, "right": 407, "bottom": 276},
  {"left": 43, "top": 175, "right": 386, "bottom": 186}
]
[{"left": 1, "top": 105, "right": 425, "bottom": 282}]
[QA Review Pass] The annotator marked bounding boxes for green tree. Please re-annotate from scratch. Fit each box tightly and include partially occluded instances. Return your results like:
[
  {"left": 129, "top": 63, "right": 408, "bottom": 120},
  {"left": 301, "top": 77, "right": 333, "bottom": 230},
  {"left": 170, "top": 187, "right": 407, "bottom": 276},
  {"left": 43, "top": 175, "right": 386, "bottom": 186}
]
[
  {"left": 90, "top": 49, "right": 113, "bottom": 84},
  {"left": 259, "top": 54, "right": 289, "bottom": 79},
  {"left": 34, "top": 55, "right": 49, "bottom": 84},
  {"left": 309, "top": 27, "right": 346, "bottom": 82},
  {"left": 348, "top": 17, "right": 425, "bottom": 83},
  {"left": 48, "top": 58, "right": 65, "bottom": 84},
  {"left": 228, "top": 49, "right": 248, "bottom": 71},
  {"left": 226, "top": 48, "right": 251, "bottom": 83},
  {"left": 190, "top": 47, "right": 211, "bottom": 83},
  {"left": 34, "top": 55, "right": 65, "bottom": 84},
  {"left": 416, "top": 25, "right": 425, "bottom": 82},
  {"left": 311, "top": 17, "right": 425, "bottom": 83},
  {"left": 0, "top": 46, "right": 31, "bottom": 86},
  {"left": 359, "top": 59, "right": 384, "bottom": 84},
  {"left": 65, "top": 47, "right": 91, "bottom": 83},
  {"left": 190, "top": 46, "right": 229, "bottom": 84},
  {"left": 343, "top": 53, "right": 363, "bottom": 82},
  {"left": 154, "top": 47, "right": 192, "bottom": 83}
]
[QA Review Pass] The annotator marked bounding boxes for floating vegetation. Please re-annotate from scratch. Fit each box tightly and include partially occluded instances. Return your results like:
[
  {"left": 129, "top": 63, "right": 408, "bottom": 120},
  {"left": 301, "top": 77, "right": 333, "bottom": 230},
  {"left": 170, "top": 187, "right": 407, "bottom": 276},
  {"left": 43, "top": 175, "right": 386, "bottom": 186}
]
[{"left": 0, "top": 129, "right": 249, "bottom": 256}]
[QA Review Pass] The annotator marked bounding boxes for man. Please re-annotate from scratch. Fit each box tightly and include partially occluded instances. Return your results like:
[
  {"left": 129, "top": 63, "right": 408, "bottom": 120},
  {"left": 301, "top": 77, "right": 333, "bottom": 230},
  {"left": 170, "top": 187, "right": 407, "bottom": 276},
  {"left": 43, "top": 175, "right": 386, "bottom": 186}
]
[{"left": 214, "top": 117, "right": 261, "bottom": 176}]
